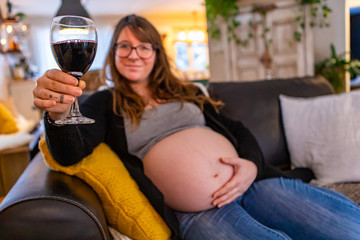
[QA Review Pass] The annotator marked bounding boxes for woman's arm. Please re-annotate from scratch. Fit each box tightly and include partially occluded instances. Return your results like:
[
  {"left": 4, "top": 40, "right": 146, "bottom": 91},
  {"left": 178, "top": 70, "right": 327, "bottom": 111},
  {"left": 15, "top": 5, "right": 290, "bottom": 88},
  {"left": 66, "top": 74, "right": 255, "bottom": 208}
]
[
  {"left": 204, "top": 103, "right": 266, "bottom": 207},
  {"left": 44, "top": 90, "right": 112, "bottom": 166},
  {"left": 204, "top": 104, "right": 265, "bottom": 180},
  {"left": 215, "top": 112, "right": 265, "bottom": 180}
]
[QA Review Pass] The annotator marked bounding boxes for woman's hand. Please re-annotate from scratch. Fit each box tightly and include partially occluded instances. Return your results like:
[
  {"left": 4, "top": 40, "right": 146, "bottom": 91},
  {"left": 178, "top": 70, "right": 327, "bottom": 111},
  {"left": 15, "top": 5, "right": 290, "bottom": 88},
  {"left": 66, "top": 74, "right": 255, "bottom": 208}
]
[
  {"left": 212, "top": 157, "right": 258, "bottom": 208},
  {"left": 33, "top": 69, "right": 86, "bottom": 120}
]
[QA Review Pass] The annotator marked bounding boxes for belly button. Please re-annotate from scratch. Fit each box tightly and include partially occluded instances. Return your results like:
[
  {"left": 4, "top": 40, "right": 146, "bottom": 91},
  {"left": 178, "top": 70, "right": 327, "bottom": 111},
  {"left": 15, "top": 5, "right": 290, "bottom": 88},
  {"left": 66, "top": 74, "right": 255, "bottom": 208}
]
[{"left": 213, "top": 174, "right": 219, "bottom": 178}]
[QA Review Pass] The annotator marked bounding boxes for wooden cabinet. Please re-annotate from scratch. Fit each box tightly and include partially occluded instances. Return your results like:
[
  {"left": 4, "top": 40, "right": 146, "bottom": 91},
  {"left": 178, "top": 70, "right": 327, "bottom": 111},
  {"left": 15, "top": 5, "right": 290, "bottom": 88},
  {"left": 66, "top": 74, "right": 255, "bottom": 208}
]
[
  {"left": 0, "top": 145, "right": 30, "bottom": 196},
  {"left": 208, "top": 0, "right": 314, "bottom": 82}
]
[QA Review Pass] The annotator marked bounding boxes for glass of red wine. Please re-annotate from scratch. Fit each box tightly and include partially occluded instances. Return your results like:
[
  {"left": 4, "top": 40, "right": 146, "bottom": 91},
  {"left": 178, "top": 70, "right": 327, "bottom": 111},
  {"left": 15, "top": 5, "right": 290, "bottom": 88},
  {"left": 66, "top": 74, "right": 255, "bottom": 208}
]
[{"left": 50, "top": 15, "right": 97, "bottom": 124}]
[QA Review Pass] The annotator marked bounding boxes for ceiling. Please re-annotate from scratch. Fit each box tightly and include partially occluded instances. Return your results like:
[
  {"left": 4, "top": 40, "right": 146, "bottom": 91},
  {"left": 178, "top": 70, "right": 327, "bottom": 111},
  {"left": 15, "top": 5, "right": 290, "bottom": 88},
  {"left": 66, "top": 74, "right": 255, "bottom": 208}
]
[{"left": 8, "top": 0, "right": 206, "bottom": 18}]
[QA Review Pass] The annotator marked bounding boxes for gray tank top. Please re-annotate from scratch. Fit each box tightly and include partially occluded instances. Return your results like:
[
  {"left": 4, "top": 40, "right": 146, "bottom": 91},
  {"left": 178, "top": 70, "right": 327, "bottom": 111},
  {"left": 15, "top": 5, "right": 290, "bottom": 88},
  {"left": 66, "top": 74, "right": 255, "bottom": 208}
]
[{"left": 124, "top": 101, "right": 208, "bottom": 159}]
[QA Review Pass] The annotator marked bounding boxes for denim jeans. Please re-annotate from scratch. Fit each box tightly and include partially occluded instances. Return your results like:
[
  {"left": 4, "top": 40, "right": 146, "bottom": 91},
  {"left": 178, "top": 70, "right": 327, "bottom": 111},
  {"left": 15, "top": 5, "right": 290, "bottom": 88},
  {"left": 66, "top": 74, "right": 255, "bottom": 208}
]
[{"left": 175, "top": 177, "right": 360, "bottom": 240}]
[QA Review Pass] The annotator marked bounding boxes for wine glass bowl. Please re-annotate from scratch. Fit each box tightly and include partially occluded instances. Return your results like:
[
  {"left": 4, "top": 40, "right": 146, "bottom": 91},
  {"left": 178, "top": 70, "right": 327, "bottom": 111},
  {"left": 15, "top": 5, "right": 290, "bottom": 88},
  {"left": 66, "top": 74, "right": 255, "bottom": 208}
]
[{"left": 50, "top": 15, "right": 98, "bottom": 124}]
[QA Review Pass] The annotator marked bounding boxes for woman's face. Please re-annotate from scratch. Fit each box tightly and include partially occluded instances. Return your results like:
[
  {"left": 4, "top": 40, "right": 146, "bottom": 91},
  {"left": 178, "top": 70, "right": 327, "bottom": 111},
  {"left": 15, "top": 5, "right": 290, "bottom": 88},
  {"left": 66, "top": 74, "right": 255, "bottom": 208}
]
[{"left": 115, "top": 27, "right": 156, "bottom": 85}]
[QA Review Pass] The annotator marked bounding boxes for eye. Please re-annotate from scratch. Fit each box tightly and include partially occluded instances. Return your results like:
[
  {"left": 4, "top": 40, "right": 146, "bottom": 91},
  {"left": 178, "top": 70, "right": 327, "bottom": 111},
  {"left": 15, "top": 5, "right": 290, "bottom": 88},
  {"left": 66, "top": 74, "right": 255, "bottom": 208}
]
[
  {"left": 118, "top": 43, "right": 130, "bottom": 49},
  {"left": 139, "top": 44, "right": 152, "bottom": 51}
]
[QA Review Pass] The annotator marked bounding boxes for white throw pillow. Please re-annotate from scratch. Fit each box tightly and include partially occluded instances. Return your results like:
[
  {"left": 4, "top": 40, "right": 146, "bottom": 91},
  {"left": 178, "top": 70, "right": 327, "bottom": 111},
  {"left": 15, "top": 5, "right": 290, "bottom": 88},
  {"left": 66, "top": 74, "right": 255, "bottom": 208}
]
[
  {"left": 279, "top": 90, "right": 360, "bottom": 184},
  {"left": 0, "top": 131, "right": 33, "bottom": 151}
]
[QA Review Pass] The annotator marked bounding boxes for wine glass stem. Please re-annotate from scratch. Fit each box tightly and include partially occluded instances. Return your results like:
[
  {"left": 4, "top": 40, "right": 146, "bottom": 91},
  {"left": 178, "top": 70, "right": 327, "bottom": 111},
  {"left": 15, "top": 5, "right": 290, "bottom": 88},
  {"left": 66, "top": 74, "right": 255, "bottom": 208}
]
[
  {"left": 68, "top": 73, "right": 83, "bottom": 117},
  {"left": 69, "top": 97, "right": 81, "bottom": 117}
]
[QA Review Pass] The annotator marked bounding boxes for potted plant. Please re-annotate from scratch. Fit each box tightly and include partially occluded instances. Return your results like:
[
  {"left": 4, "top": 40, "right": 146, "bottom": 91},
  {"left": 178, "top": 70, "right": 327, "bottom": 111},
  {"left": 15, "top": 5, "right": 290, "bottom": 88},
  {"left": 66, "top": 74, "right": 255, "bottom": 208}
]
[{"left": 315, "top": 44, "right": 360, "bottom": 93}]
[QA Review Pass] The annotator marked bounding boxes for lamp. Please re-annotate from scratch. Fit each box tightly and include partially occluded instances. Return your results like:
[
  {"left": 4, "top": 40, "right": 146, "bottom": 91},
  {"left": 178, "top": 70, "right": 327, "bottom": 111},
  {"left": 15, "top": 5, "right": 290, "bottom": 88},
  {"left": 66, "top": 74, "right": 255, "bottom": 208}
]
[
  {"left": 0, "top": 19, "right": 20, "bottom": 52},
  {"left": 187, "top": 29, "right": 205, "bottom": 42},
  {"left": 55, "top": 0, "right": 91, "bottom": 18},
  {"left": 174, "top": 11, "right": 206, "bottom": 44},
  {"left": 175, "top": 29, "right": 205, "bottom": 43},
  {"left": 0, "top": 1, "right": 28, "bottom": 53}
]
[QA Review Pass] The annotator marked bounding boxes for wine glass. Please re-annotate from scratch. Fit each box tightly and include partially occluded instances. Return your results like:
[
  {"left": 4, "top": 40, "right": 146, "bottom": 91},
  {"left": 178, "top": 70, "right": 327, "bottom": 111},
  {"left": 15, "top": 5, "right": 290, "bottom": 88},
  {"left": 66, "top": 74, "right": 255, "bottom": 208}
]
[{"left": 50, "top": 15, "right": 98, "bottom": 124}]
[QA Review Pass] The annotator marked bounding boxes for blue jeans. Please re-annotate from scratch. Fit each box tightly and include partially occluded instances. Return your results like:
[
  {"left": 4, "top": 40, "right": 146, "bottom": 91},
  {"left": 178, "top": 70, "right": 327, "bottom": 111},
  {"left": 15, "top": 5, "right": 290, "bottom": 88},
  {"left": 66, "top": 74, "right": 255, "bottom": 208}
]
[{"left": 175, "top": 177, "right": 360, "bottom": 240}]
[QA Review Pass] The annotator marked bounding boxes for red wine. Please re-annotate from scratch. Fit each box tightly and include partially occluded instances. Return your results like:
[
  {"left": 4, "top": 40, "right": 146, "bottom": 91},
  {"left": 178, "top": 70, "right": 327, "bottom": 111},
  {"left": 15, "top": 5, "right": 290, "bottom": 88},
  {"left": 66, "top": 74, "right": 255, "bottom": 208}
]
[{"left": 51, "top": 39, "right": 97, "bottom": 75}]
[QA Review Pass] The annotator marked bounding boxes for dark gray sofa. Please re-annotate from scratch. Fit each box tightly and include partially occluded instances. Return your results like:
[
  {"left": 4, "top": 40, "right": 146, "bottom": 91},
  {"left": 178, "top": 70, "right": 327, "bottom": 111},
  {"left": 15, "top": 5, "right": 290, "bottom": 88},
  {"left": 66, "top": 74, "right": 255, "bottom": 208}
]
[{"left": 0, "top": 76, "right": 358, "bottom": 240}]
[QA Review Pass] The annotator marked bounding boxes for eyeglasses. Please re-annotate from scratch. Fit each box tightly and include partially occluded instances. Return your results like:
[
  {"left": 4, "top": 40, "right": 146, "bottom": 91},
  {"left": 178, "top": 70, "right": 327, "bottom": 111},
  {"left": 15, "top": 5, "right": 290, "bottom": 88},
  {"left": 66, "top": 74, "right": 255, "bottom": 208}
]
[{"left": 114, "top": 42, "right": 155, "bottom": 59}]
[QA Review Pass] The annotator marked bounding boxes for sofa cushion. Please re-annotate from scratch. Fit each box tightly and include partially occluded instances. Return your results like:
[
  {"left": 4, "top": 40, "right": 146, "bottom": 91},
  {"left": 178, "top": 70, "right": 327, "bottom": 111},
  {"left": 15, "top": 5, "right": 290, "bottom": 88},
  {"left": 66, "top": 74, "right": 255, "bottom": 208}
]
[
  {"left": 208, "top": 76, "right": 334, "bottom": 169},
  {"left": 279, "top": 90, "right": 360, "bottom": 184},
  {"left": 39, "top": 138, "right": 171, "bottom": 240}
]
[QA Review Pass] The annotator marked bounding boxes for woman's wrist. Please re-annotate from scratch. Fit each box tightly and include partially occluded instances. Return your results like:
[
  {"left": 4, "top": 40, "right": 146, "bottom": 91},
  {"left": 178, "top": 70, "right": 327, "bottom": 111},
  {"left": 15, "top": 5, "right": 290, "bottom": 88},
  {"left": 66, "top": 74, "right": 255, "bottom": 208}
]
[
  {"left": 45, "top": 111, "right": 58, "bottom": 125},
  {"left": 48, "top": 111, "right": 69, "bottom": 122},
  {"left": 45, "top": 111, "right": 67, "bottom": 126}
]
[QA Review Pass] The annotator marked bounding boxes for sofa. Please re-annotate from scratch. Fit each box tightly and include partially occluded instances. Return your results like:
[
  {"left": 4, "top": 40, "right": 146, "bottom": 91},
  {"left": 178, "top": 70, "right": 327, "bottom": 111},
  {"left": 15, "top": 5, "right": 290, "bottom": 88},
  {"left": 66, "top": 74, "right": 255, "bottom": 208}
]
[{"left": 0, "top": 76, "right": 359, "bottom": 240}]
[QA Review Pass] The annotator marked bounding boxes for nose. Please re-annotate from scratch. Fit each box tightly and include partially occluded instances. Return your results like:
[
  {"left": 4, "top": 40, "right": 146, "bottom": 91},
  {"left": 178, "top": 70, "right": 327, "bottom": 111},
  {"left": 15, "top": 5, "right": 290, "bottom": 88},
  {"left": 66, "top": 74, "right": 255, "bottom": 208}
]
[{"left": 128, "top": 47, "right": 139, "bottom": 59}]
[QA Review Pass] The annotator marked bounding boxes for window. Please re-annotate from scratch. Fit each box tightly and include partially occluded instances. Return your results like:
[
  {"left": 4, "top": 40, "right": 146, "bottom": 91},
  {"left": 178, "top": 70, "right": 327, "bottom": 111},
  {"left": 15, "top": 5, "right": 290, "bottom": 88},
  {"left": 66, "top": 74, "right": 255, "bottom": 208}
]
[
  {"left": 175, "top": 42, "right": 189, "bottom": 71},
  {"left": 174, "top": 41, "right": 209, "bottom": 80}
]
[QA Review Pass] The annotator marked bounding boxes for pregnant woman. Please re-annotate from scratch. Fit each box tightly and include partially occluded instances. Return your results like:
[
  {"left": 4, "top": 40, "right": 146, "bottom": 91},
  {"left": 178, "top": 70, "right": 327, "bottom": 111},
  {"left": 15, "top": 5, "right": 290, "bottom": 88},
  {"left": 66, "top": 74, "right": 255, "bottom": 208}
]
[{"left": 33, "top": 14, "right": 360, "bottom": 240}]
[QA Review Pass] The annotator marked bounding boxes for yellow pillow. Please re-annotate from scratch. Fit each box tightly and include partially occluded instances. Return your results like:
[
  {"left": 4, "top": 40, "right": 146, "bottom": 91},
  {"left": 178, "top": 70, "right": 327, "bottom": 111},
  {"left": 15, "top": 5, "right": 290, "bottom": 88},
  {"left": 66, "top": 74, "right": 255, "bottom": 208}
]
[
  {"left": 39, "top": 138, "right": 171, "bottom": 240},
  {"left": 0, "top": 97, "right": 19, "bottom": 118},
  {"left": 0, "top": 102, "right": 18, "bottom": 134}
]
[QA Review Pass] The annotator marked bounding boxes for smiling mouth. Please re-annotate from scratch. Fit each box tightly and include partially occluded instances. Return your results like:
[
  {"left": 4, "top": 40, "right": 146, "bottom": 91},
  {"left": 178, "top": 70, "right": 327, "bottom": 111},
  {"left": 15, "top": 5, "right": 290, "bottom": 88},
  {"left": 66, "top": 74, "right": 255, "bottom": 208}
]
[{"left": 126, "top": 64, "right": 141, "bottom": 68}]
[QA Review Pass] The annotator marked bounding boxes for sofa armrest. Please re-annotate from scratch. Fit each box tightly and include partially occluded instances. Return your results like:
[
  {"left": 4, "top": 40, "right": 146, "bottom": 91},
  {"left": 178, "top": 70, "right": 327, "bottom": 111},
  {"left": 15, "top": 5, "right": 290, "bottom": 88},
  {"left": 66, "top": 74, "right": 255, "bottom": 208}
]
[{"left": 0, "top": 153, "right": 110, "bottom": 240}]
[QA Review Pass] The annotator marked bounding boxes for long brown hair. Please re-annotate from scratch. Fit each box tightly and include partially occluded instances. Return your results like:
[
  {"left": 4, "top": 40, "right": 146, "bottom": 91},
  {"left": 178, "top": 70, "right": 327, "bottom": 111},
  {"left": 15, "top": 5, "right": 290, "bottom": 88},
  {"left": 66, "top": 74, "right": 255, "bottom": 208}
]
[{"left": 102, "top": 14, "right": 221, "bottom": 125}]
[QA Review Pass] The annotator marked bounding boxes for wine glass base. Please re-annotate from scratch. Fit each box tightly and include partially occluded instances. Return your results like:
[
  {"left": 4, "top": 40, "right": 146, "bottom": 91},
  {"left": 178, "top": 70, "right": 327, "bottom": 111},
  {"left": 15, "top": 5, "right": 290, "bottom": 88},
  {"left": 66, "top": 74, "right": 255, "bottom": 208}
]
[{"left": 55, "top": 116, "right": 95, "bottom": 125}]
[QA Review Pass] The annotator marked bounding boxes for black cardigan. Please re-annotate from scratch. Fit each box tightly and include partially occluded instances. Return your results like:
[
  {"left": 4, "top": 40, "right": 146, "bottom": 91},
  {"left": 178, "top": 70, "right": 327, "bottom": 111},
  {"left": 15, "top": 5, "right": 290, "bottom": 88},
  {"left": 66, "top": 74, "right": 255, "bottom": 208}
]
[{"left": 44, "top": 89, "right": 284, "bottom": 239}]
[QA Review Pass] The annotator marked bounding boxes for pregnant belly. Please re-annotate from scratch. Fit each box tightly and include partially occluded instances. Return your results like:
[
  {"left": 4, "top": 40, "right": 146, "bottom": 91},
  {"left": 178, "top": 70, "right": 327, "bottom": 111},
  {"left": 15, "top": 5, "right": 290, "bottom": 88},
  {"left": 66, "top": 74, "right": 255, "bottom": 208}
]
[{"left": 143, "top": 127, "right": 238, "bottom": 212}]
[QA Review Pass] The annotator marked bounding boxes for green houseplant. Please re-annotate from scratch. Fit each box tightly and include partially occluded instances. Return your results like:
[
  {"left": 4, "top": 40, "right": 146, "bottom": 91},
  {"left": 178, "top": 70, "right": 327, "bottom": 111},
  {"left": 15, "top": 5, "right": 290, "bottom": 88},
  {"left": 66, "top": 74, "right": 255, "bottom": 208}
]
[
  {"left": 315, "top": 44, "right": 360, "bottom": 93},
  {"left": 205, "top": 0, "right": 332, "bottom": 44},
  {"left": 205, "top": 0, "right": 241, "bottom": 43},
  {"left": 294, "top": 0, "right": 332, "bottom": 41}
]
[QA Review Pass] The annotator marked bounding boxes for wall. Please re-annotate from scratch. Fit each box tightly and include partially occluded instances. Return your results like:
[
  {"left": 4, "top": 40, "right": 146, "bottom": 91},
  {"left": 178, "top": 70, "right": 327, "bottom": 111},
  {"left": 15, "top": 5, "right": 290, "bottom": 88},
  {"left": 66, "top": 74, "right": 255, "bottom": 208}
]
[
  {"left": 313, "top": 0, "right": 346, "bottom": 64},
  {"left": 144, "top": 12, "right": 207, "bottom": 63},
  {"left": 0, "top": 55, "right": 11, "bottom": 99},
  {"left": 313, "top": 0, "right": 360, "bottom": 91}
]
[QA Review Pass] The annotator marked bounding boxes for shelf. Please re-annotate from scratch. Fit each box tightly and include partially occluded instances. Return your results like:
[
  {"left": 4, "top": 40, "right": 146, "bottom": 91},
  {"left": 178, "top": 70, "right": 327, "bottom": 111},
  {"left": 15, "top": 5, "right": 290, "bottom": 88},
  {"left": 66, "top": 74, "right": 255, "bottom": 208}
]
[{"left": 0, "top": 50, "right": 22, "bottom": 54}]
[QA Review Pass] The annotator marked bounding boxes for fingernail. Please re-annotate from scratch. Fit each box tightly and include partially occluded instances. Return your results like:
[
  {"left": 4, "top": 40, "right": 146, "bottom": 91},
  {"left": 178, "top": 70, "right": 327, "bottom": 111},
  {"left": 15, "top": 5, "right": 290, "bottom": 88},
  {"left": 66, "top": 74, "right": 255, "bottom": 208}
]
[{"left": 76, "top": 88, "right": 82, "bottom": 95}]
